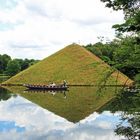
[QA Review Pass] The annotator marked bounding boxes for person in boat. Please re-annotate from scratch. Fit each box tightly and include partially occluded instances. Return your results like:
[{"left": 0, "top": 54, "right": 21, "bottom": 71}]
[
  {"left": 52, "top": 82, "right": 56, "bottom": 87},
  {"left": 49, "top": 82, "right": 56, "bottom": 87},
  {"left": 63, "top": 80, "right": 67, "bottom": 87}
]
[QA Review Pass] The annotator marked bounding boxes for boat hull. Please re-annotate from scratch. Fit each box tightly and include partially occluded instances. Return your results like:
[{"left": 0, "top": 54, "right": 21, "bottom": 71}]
[{"left": 23, "top": 84, "right": 68, "bottom": 90}]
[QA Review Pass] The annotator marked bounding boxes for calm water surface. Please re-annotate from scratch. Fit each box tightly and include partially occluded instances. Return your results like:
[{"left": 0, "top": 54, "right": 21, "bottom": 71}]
[{"left": 0, "top": 86, "right": 139, "bottom": 140}]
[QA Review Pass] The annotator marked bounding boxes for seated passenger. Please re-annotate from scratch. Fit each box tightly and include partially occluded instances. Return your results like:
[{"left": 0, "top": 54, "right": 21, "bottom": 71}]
[{"left": 49, "top": 82, "right": 56, "bottom": 87}]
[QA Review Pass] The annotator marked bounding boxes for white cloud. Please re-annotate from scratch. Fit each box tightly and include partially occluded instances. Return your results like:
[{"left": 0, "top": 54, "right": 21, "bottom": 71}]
[{"left": 0, "top": 0, "right": 124, "bottom": 59}]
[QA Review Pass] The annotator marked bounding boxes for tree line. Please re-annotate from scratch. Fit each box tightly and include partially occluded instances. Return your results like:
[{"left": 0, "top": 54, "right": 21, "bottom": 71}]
[
  {"left": 0, "top": 54, "right": 39, "bottom": 76},
  {"left": 85, "top": 36, "right": 140, "bottom": 83}
]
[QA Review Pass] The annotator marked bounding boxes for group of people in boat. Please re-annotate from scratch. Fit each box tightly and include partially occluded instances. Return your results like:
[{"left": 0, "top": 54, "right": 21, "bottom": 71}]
[
  {"left": 49, "top": 80, "right": 67, "bottom": 87},
  {"left": 24, "top": 80, "right": 67, "bottom": 88}
]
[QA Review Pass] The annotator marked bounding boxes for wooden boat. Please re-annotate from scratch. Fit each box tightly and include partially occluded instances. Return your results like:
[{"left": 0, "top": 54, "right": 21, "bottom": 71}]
[{"left": 23, "top": 84, "right": 68, "bottom": 90}]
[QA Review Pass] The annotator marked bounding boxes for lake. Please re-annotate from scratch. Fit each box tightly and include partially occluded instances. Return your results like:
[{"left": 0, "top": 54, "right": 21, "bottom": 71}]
[{"left": 0, "top": 86, "right": 139, "bottom": 140}]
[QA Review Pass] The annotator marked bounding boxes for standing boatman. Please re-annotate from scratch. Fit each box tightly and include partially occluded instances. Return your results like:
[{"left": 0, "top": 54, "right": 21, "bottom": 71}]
[{"left": 63, "top": 80, "right": 67, "bottom": 87}]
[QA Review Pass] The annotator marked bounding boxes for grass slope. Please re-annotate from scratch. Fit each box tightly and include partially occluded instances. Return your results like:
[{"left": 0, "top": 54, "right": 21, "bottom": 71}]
[{"left": 4, "top": 44, "right": 133, "bottom": 85}]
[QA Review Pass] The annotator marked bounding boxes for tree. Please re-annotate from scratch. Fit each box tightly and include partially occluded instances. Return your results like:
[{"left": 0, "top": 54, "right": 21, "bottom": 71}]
[
  {"left": 85, "top": 41, "right": 118, "bottom": 65},
  {"left": 112, "top": 36, "right": 140, "bottom": 78},
  {"left": 14, "top": 58, "right": 39, "bottom": 71},
  {"left": 97, "top": 1, "right": 140, "bottom": 137},
  {"left": 6, "top": 59, "right": 21, "bottom": 76},
  {"left": 86, "top": 43, "right": 103, "bottom": 57},
  {"left": 101, "top": 0, "right": 140, "bottom": 83},
  {"left": 0, "top": 53, "right": 39, "bottom": 76},
  {"left": 101, "top": 0, "right": 140, "bottom": 34},
  {"left": 100, "top": 0, "right": 140, "bottom": 14},
  {"left": 0, "top": 54, "right": 11, "bottom": 73}
]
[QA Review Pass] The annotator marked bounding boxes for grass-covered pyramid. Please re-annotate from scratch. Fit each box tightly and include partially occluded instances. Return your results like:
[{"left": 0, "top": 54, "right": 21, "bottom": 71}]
[{"left": 4, "top": 44, "right": 133, "bottom": 85}]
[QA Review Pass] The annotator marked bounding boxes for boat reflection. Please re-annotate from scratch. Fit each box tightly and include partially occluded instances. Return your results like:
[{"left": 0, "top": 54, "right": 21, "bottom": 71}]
[
  {"left": 24, "top": 89, "right": 68, "bottom": 99},
  {"left": 0, "top": 87, "right": 17, "bottom": 101}
]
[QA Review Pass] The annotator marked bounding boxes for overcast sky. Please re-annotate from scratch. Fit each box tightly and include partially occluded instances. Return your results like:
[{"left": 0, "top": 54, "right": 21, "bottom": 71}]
[{"left": 0, "top": 0, "right": 124, "bottom": 59}]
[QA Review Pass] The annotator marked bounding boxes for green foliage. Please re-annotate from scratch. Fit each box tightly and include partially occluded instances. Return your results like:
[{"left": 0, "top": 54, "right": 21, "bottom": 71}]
[
  {"left": 86, "top": 43, "right": 103, "bottom": 57},
  {"left": 113, "top": 11, "right": 140, "bottom": 33},
  {"left": 113, "top": 37, "right": 140, "bottom": 78},
  {"left": 15, "top": 58, "right": 39, "bottom": 71},
  {"left": 6, "top": 59, "right": 21, "bottom": 76},
  {"left": 0, "top": 54, "right": 39, "bottom": 76},
  {"left": 98, "top": 1, "right": 140, "bottom": 137},
  {"left": 101, "top": 0, "right": 140, "bottom": 14},
  {"left": 100, "top": 0, "right": 140, "bottom": 84},
  {"left": 100, "top": 56, "right": 111, "bottom": 63},
  {"left": 85, "top": 36, "right": 140, "bottom": 81},
  {"left": 0, "top": 54, "right": 11, "bottom": 73},
  {"left": 115, "top": 115, "right": 140, "bottom": 140},
  {"left": 85, "top": 42, "right": 117, "bottom": 65},
  {"left": 100, "top": 91, "right": 140, "bottom": 113},
  {"left": 115, "top": 92, "right": 140, "bottom": 139},
  {"left": 0, "top": 87, "right": 12, "bottom": 101},
  {"left": 101, "top": 0, "right": 140, "bottom": 34},
  {"left": 135, "top": 73, "right": 140, "bottom": 83}
]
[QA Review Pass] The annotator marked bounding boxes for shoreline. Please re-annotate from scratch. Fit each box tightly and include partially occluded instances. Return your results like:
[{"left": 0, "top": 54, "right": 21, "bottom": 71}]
[{"left": 0, "top": 83, "right": 128, "bottom": 87}]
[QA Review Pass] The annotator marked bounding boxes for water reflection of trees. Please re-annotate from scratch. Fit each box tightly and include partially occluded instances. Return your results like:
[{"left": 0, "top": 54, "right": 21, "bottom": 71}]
[
  {"left": 25, "top": 89, "right": 67, "bottom": 99},
  {"left": 115, "top": 113, "right": 140, "bottom": 140},
  {"left": 0, "top": 87, "right": 16, "bottom": 101},
  {"left": 100, "top": 91, "right": 140, "bottom": 140}
]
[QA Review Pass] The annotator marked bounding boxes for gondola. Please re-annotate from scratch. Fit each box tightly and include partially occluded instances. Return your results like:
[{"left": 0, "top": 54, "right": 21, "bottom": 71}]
[{"left": 23, "top": 84, "right": 68, "bottom": 90}]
